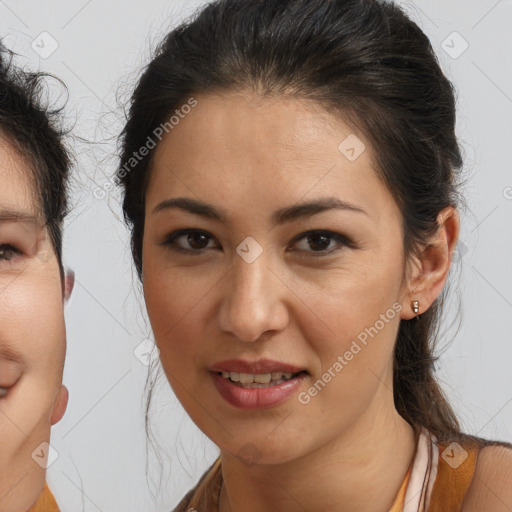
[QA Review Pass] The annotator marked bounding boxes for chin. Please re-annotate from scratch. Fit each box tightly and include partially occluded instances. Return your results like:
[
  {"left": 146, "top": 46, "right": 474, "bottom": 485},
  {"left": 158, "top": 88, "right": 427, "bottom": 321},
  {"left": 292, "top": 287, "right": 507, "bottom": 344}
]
[{"left": 212, "top": 429, "right": 308, "bottom": 467}]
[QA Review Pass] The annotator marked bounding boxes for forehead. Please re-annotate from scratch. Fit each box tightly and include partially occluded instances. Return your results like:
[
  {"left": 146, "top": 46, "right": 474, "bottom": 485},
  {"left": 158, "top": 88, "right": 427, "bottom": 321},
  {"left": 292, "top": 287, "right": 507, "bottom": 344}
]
[
  {"left": 147, "top": 91, "right": 395, "bottom": 219},
  {"left": 0, "top": 137, "right": 38, "bottom": 218},
  {"left": 154, "top": 90, "right": 364, "bottom": 161}
]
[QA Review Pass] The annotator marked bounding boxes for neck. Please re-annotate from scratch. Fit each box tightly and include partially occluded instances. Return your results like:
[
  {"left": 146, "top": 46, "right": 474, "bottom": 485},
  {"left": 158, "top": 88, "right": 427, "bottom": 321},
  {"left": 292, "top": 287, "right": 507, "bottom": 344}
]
[{"left": 218, "top": 388, "right": 417, "bottom": 512}]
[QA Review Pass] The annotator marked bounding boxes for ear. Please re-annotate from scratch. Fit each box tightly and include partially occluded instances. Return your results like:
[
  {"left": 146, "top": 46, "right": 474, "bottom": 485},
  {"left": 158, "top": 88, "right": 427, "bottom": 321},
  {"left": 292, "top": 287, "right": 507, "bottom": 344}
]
[
  {"left": 50, "top": 385, "right": 69, "bottom": 425},
  {"left": 400, "top": 206, "right": 460, "bottom": 320}
]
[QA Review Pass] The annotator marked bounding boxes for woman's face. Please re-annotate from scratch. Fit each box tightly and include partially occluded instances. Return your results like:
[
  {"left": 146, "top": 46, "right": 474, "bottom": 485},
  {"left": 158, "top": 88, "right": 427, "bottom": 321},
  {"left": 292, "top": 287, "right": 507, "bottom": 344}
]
[
  {"left": 142, "top": 91, "right": 415, "bottom": 464},
  {"left": 0, "top": 139, "right": 68, "bottom": 511}
]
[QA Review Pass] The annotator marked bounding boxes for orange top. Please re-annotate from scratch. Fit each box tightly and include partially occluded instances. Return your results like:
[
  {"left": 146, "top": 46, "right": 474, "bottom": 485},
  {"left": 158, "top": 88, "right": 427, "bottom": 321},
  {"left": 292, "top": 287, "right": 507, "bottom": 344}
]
[
  {"left": 428, "top": 439, "right": 480, "bottom": 511},
  {"left": 28, "top": 483, "right": 60, "bottom": 512}
]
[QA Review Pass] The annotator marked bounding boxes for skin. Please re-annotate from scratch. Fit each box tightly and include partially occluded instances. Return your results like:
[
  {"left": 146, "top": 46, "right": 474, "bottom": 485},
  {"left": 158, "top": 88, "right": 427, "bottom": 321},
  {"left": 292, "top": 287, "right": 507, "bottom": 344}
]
[
  {"left": 463, "top": 446, "right": 512, "bottom": 511},
  {"left": 0, "top": 138, "right": 72, "bottom": 512},
  {"left": 142, "top": 90, "right": 461, "bottom": 512}
]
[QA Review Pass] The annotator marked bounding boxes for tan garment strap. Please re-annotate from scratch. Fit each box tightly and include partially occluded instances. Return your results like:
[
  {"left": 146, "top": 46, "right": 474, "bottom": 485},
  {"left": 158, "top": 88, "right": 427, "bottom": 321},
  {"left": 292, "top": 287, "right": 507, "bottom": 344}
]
[{"left": 427, "top": 440, "right": 480, "bottom": 511}]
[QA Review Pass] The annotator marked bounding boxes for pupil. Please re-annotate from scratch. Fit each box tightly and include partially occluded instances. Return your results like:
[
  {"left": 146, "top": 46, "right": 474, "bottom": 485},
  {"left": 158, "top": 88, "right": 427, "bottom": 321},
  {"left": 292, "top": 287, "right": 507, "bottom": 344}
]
[
  {"left": 308, "top": 234, "right": 330, "bottom": 251},
  {"left": 0, "top": 248, "right": 13, "bottom": 260},
  {"left": 188, "top": 233, "right": 208, "bottom": 249}
]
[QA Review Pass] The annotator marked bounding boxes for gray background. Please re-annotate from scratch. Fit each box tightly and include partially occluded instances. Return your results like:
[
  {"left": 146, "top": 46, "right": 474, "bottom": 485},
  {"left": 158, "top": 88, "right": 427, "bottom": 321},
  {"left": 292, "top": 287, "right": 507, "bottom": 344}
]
[{"left": 1, "top": 1, "right": 511, "bottom": 510}]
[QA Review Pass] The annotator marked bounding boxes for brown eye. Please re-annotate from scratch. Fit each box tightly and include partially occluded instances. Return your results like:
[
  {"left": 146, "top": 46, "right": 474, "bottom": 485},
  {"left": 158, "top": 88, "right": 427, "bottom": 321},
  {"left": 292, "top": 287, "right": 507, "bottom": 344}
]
[
  {"left": 290, "top": 230, "right": 354, "bottom": 257},
  {"left": 305, "top": 233, "right": 332, "bottom": 251},
  {"left": 162, "top": 230, "right": 218, "bottom": 254},
  {"left": 187, "top": 232, "right": 211, "bottom": 250},
  {"left": 0, "top": 245, "right": 20, "bottom": 261}
]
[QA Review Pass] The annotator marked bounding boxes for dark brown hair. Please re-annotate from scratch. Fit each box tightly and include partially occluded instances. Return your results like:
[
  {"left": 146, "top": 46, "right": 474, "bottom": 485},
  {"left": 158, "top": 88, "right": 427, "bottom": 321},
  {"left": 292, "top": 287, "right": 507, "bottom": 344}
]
[
  {"left": 117, "top": 0, "right": 510, "bottom": 448},
  {"left": 0, "top": 40, "right": 71, "bottom": 272}
]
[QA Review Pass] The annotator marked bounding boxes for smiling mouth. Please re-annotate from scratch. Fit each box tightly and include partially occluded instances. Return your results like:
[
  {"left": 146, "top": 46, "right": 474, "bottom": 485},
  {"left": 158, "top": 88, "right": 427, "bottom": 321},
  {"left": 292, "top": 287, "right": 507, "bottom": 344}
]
[{"left": 216, "top": 370, "right": 308, "bottom": 388}]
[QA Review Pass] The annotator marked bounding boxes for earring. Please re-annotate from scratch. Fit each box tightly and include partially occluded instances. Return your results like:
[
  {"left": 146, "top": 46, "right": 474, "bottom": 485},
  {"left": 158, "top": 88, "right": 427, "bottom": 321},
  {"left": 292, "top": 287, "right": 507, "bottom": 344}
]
[{"left": 411, "top": 300, "right": 420, "bottom": 315}]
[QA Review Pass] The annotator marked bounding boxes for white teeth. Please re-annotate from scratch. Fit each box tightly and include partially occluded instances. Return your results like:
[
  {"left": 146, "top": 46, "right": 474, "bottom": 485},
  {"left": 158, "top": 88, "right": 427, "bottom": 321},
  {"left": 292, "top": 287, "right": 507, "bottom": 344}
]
[
  {"left": 253, "top": 373, "right": 272, "bottom": 384},
  {"left": 219, "top": 370, "right": 300, "bottom": 387},
  {"left": 239, "top": 373, "right": 254, "bottom": 384}
]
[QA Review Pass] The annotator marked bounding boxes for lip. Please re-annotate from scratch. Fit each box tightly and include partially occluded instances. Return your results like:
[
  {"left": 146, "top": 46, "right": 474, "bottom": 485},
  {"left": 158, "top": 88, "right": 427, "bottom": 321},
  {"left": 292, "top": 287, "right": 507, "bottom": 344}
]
[
  {"left": 210, "top": 371, "right": 307, "bottom": 410},
  {"left": 209, "top": 358, "right": 305, "bottom": 374}
]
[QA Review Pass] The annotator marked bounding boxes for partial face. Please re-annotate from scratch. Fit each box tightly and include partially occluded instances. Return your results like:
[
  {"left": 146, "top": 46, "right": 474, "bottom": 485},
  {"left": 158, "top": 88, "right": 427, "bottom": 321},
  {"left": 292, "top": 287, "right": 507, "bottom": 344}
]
[
  {"left": 142, "top": 91, "right": 410, "bottom": 464},
  {"left": 0, "top": 139, "right": 68, "bottom": 511}
]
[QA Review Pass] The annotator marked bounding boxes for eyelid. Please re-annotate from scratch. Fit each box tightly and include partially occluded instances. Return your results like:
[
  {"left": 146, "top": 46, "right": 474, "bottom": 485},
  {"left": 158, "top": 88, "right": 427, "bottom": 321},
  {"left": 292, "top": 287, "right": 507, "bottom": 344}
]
[
  {"left": 0, "top": 360, "right": 23, "bottom": 389},
  {"left": 289, "top": 230, "right": 354, "bottom": 248},
  {"left": 161, "top": 229, "right": 219, "bottom": 251}
]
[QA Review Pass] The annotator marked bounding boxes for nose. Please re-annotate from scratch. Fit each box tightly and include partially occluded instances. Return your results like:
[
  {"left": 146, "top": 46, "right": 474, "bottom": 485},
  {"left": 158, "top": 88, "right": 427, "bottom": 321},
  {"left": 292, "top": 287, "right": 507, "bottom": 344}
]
[{"left": 217, "top": 251, "right": 289, "bottom": 343}]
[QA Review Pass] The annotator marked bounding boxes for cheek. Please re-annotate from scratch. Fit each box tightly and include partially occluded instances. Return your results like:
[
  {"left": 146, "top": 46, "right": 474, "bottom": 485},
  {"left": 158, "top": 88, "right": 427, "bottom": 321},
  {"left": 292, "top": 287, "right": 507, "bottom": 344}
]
[
  {"left": 2, "top": 277, "right": 65, "bottom": 354},
  {"left": 297, "top": 259, "right": 403, "bottom": 390},
  {"left": 143, "top": 271, "right": 204, "bottom": 372},
  {"left": 299, "top": 257, "right": 401, "bottom": 331},
  {"left": 0, "top": 272, "right": 63, "bottom": 511},
  {"left": 142, "top": 248, "right": 220, "bottom": 345},
  {"left": 0, "top": 272, "right": 65, "bottom": 423},
  {"left": 289, "top": 278, "right": 402, "bottom": 446}
]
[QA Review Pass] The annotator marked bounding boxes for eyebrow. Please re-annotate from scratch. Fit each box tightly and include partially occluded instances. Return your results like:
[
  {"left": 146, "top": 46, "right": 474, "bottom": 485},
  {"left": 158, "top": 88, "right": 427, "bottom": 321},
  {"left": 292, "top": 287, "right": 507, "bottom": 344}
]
[
  {"left": 151, "top": 196, "right": 368, "bottom": 225},
  {"left": 0, "top": 207, "right": 38, "bottom": 223}
]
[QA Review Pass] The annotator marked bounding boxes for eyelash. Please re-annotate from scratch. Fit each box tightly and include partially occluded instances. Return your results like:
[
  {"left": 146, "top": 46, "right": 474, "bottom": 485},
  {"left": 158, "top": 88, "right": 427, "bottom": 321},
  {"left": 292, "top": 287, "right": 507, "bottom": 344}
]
[
  {"left": 161, "top": 229, "right": 355, "bottom": 257},
  {"left": 0, "top": 244, "right": 21, "bottom": 262}
]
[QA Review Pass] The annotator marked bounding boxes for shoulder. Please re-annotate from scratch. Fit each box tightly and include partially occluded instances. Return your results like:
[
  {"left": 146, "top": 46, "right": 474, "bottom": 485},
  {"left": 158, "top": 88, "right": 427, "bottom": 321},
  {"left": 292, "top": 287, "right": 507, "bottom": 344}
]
[{"left": 462, "top": 444, "right": 512, "bottom": 512}]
